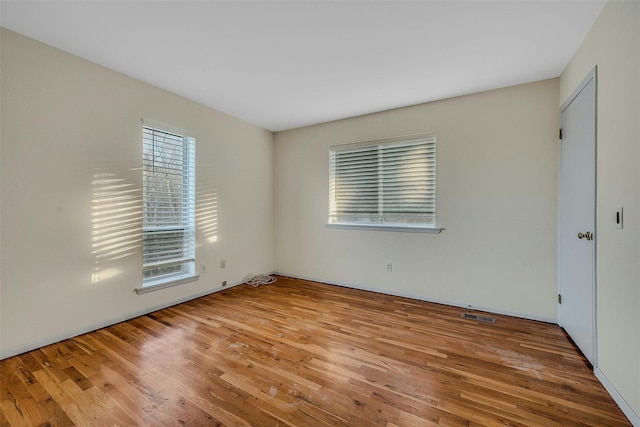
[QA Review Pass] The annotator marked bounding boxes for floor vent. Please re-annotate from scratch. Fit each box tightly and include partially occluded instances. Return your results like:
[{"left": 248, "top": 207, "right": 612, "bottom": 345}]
[{"left": 461, "top": 313, "right": 496, "bottom": 323}]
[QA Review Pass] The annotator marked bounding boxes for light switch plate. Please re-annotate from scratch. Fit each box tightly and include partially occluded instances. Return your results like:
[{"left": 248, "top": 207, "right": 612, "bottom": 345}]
[{"left": 616, "top": 207, "right": 623, "bottom": 229}]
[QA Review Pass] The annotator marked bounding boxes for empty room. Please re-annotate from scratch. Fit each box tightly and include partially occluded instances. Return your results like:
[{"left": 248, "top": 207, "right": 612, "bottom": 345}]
[{"left": 1, "top": 0, "right": 639, "bottom": 426}]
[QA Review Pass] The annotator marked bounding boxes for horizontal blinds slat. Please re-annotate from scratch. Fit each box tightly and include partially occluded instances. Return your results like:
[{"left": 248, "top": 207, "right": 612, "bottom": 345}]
[
  {"left": 331, "top": 204, "right": 434, "bottom": 211},
  {"left": 329, "top": 213, "right": 435, "bottom": 218},
  {"left": 143, "top": 257, "right": 195, "bottom": 269},
  {"left": 142, "top": 206, "right": 191, "bottom": 211},
  {"left": 143, "top": 226, "right": 193, "bottom": 232},
  {"left": 334, "top": 150, "right": 434, "bottom": 163},
  {"left": 142, "top": 132, "right": 184, "bottom": 141},
  {"left": 143, "top": 215, "right": 191, "bottom": 220},
  {"left": 142, "top": 199, "right": 190, "bottom": 205},
  {"left": 142, "top": 165, "right": 186, "bottom": 173},
  {"left": 143, "top": 245, "right": 194, "bottom": 256},
  {"left": 143, "top": 248, "right": 194, "bottom": 260},
  {"left": 143, "top": 215, "right": 192, "bottom": 221},
  {"left": 334, "top": 207, "right": 435, "bottom": 212},
  {"left": 142, "top": 139, "right": 185, "bottom": 149},
  {"left": 143, "top": 132, "right": 184, "bottom": 143},
  {"left": 143, "top": 197, "right": 190, "bottom": 202},
  {"left": 142, "top": 220, "right": 192, "bottom": 225},
  {"left": 148, "top": 205, "right": 195, "bottom": 210}
]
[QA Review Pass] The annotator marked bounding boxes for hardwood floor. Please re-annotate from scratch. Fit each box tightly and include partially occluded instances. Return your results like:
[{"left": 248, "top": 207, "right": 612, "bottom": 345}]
[{"left": 0, "top": 276, "right": 631, "bottom": 426}]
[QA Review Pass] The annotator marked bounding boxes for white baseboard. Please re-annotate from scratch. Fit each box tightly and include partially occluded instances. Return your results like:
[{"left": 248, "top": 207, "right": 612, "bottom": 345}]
[
  {"left": 0, "top": 279, "right": 246, "bottom": 360},
  {"left": 595, "top": 368, "right": 640, "bottom": 426},
  {"left": 274, "top": 272, "right": 557, "bottom": 324}
]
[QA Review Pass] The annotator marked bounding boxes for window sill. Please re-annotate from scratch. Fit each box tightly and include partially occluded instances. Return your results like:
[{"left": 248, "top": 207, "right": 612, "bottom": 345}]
[
  {"left": 135, "top": 274, "right": 200, "bottom": 295},
  {"left": 326, "top": 223, "right": 444, "bottom": 233}
]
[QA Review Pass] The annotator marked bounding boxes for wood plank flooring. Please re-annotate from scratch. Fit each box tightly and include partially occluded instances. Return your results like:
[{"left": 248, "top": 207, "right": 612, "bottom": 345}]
[{"left": 0, "top": 276, "right": 631, "bottom": 426}]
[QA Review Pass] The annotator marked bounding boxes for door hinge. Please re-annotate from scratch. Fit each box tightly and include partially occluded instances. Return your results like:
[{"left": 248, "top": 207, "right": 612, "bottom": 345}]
[
  {"left": 558, "top": 294, "right": 562, "bottom": 304},
  {"left": 559, "top": 128, "right": 563, "bottom": 140}
]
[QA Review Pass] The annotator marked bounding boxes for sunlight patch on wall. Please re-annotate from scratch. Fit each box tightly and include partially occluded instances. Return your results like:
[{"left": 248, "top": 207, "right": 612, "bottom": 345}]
[
  {"left": 196, "top": 187, "right": 218, "bottom": 244},
  {"left": 91, "top": 170, "right": 142, "bottom": 284}
]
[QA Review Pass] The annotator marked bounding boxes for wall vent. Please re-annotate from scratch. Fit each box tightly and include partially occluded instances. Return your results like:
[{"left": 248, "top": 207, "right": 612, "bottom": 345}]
[{"left": 461, "top": 313, "right": 496, "bottom": 323}]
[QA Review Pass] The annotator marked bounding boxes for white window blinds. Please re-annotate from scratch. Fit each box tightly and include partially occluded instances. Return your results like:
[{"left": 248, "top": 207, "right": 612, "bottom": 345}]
[
  {"left": 142, "top": 125, "right": 196, "bottom": 284},
  {"left": 329, "top": 134, "right": 436, "bottom": 227}
]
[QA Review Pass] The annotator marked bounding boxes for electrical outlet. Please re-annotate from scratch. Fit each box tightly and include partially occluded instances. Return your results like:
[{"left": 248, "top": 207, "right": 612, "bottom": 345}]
[
  {"left": 201, "top": 264, "right": 207, "bottom": 273},
  {"left": 220, "top": 259, "right": 226, "bottom": 268},
  {"left": 222, "top": 280, "right": 227, "bottom": 287},
  {"left": 386, "top": 262, "right": 393, "bottom": 272}
]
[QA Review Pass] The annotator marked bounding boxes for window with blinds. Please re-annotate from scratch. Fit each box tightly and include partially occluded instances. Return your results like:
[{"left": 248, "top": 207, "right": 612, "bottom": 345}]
[
  {"left": 142, "top": 125, "right": 196, "bottom": 285},
  {"left": 329, "top": 133, "right": 436, "bottom": 228}
]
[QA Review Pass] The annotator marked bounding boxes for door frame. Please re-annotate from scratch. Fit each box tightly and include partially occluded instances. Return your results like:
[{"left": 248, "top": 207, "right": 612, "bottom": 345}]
[{"left": 558, "top": 66, "right": 597, "bottom": 367}]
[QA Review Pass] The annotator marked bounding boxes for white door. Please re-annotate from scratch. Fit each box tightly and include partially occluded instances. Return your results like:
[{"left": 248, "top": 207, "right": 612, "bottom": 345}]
[{"left": 558, "top": 68, "right": 596, "bottom": 365}]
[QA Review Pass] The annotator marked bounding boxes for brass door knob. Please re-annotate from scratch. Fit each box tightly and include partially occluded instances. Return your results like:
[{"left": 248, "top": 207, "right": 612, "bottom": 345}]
[{"left": 578, "top": 231, "right": 593, "bottom": 241}]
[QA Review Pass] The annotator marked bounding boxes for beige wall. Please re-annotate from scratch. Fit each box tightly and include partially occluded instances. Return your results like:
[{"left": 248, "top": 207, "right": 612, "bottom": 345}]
[
  {"left": 274, "top": 79, "right": 560, "bottom": 322},
  {"left": 0, "top": 29, "right": 275, "bottom": 358},
  {"left": 560, "top": 0, "right": 640, "bottom": 421}
]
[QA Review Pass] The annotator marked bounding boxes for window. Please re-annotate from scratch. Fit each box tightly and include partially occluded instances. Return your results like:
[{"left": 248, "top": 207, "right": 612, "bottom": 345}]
[
  {"left": 142, "top": 123, "right": 196, "bottom": 288},
  {"left": 329, "top": 133, "right": 436, "bottom": 230}
]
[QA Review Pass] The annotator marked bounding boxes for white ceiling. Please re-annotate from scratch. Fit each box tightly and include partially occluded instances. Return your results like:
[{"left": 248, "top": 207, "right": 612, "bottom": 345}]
[{"left": 1, "top": 0, "right": 606, "bottom": 131}]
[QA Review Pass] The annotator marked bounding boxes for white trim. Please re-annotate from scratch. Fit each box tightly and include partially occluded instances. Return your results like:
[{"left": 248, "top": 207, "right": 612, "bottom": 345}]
[
  {"left": 275, "top": 272, "right": 557, "bottom": 324},
  {"left": 560, "top": 66, "right": 596, "bottom": 113},
  {"left": 326, "top": 223, "right": 444, "bottom": 234},
  {"left": 135, "top": 274, "right": 200, "bottom": 294},
  {"left": 594, "top": 368, "right": 640, "bottom": 426},
  {"left": 0, "top": 278, "right": 247, "bottom": 360}
]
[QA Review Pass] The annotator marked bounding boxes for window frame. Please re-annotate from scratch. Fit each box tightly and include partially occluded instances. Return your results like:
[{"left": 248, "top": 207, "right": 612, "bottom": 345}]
[
  {"left": 327, "top": 133, "right": 441, "bottom": 233},
  {"left": 137, "top": 119, "right": 198, "bottom": 294}
]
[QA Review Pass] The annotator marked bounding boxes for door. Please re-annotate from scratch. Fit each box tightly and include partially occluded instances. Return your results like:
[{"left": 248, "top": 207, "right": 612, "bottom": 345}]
[{"left": 558, "top": 68, "right": 596, "bottom": 365}]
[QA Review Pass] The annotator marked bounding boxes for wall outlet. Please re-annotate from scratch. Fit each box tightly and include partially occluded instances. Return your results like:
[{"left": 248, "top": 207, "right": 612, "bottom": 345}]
[
  {"left": 386, "top": 262, "right": 393, "bottom": 272},
  {"left": 222, "top": 280, "right": 227, "bottom": 287},
  {"left": 220, "top": 259, "right": 226, "bottom": 268},
  {"left": 201, "top": 264, "right": 207, "bottom": 273}
]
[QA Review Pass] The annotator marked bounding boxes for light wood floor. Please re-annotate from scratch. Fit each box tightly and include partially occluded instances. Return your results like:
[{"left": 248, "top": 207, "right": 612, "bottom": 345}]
[{"left": 0, "top": 276, "right": 631, "bottom": 426}]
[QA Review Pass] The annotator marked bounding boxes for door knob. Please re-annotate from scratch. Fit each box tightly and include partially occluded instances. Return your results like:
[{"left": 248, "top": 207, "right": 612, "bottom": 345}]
[{"left": 578, "top": 231, "right": 593, "bottom": 241}]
